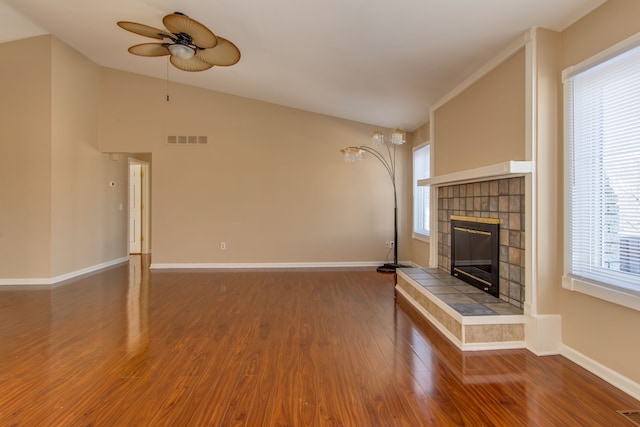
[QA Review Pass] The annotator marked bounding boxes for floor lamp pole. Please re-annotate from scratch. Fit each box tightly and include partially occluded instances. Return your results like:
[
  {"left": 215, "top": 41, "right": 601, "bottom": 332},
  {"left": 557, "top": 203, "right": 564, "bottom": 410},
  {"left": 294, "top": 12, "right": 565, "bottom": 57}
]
[
  {"left": 394, "top": 206, "right": 399, "bottom": 264},
  {"left": 376, "top": 146, "right": 409, "bottom": 273},
  {"left": 340, "top": 130, "right": 409, "bottom": 273}
]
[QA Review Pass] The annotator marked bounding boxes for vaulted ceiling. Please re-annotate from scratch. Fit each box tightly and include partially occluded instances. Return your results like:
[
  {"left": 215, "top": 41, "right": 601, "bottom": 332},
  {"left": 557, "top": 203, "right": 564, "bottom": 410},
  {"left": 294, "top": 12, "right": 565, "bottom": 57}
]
[{"left": 0, "top": 0, "right": 604, "bottom": 130}]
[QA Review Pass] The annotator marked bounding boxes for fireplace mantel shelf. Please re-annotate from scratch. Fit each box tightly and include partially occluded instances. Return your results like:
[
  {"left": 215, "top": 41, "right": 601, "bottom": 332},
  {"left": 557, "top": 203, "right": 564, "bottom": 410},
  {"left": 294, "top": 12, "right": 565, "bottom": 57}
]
[{"left": 418, "top": 160, "right": 532, "bottom": 187}]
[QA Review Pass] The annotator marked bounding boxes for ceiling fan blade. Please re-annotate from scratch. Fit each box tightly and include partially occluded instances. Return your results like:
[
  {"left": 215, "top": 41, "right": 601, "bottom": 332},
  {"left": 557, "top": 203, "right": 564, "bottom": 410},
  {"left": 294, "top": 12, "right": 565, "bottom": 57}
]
[
  {"left": 117, "top": 21, "right": 170, "bottom": 40},
  {"left": 196, "top": 37, "right": 241, "bottom": 66},
  {"left": 128, "top": 43, "right": 170, "bottom": 57},
  {"left": 170, "top": 55, "right": 214, "bottom": 72},
  {"left": 163, "top": 13, "right": 217, "bottom": 49}
]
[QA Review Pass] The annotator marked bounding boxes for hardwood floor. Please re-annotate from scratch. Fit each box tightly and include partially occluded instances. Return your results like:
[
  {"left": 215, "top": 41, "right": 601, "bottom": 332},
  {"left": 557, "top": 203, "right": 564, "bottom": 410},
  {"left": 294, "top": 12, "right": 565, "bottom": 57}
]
[{"left": 0, "top": 256, "right": 638, "bottom": 426}]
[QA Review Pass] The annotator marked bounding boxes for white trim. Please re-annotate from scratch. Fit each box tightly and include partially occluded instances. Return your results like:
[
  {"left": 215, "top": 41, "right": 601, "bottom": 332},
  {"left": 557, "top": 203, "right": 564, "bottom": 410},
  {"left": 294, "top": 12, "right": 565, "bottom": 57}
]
[
  {"left": 411, "top": 232, "right": 430, "bottom": 243},
  {"left": 428, "top": 109, "right": 437, "bottom": 268},
  {"left": 463, "top": 314, "right": 524, "bottom": 326},
  {"left": 525, "top": 28, "right": 538, "bottom": 317},
  {"left": 562, "top": 275, "right": 640, "bottom": 312},
  {"left": 429, "top": 184, "right": 438, "bottom": 268},
  {"left": 562, "top": 31, "right": 640, "bottom": 81},
  {"left": 412, "top": 140, "right": 430, "bottom": 152},
  {"left": 0, "top": 257, "right": 129, "bottom": 286},
  {"left": 461, "top": 341, "right": 526, "bottom": 352},
  {"left": 561, "top": 344, "right": 640, "bottom": 401},
  {"left": 418, "top": 160, "right": 532, "bottom": 187},
  {"left": 149, "top": 261, "right": 398, "bottom": 270},
  {"left": 525, "top": 314, "right": 562, "bottom": 356},
  {"left": 0, "top": 278, "right": 52, "bottom": 286},
  {"left": 525, "top": 27, "right": 536, "bottom": 163}
]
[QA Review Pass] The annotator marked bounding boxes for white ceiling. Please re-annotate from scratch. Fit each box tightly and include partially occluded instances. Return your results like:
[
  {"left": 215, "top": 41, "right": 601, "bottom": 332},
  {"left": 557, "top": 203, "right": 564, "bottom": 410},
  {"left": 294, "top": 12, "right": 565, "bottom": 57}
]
[{"left": 0, "top": 0, "right": 604, "bottom": 131}]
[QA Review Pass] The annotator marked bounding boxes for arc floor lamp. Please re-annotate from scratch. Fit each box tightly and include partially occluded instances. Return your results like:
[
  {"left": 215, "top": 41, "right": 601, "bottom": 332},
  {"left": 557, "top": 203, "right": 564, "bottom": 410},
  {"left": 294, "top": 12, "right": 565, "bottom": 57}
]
[{"left": 341, "top": 129, "right": 410, "bottom": 273}]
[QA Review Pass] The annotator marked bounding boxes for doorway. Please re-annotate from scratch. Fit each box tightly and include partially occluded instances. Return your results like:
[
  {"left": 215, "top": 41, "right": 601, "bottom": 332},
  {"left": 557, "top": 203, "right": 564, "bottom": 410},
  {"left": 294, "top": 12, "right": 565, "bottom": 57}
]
[{"left": 129, "top": 158, "right": 150, "bottom": 254}]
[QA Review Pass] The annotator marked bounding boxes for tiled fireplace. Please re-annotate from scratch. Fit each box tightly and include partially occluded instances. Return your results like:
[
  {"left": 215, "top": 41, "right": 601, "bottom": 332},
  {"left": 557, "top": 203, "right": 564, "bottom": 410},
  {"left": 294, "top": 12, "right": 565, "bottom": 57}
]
[
  {"left": 395, "top": 165, "right": 529, "bottom": 350},
  {"left": 437, "top": 177, "right": 525, "bottom": 308}
]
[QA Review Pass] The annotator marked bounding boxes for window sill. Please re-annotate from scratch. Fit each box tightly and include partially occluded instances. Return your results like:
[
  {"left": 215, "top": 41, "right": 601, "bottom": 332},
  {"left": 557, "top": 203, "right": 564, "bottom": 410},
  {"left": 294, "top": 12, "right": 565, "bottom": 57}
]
[
  {"left": 412, "top": 233, "right": 430, "bottom": 244},
  {"left": 562, "top": 275, "right": 640, "bottom": 312}
]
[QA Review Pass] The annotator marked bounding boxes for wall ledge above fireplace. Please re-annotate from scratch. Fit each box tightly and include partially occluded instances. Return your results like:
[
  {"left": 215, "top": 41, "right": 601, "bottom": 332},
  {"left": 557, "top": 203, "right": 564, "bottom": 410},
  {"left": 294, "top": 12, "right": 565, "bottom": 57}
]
[{"left": 418, "top": 160, "right": 532, "bottom": 187}]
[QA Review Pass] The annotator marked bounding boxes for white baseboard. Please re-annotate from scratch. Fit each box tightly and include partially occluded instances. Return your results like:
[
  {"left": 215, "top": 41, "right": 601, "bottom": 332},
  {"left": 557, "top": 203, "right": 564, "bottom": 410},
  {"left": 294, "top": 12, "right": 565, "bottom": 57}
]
[
  {"left": 0, "top": 256, "right": 130, "bottom": 286},
  {"left": 149, "top": 261, "right": 406, "bottom": 270},
  {"left": 561, "top": 344, "right": 640, "bottom": 401},
  {"left": 525, "top": 313, "right": 562, "bottom": 355}
]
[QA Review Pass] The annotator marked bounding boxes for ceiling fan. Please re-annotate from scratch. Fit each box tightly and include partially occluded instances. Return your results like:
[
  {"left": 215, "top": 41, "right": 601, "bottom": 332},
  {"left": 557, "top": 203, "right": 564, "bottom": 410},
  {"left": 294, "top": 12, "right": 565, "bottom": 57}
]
[{"left": 117, "top": 12, "right": 240, "bottom": 72}]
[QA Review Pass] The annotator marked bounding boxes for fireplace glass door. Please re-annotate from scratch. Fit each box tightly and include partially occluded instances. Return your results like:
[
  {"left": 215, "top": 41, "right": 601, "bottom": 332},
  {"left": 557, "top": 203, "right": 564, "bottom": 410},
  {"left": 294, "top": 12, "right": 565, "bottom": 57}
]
[{"left": 450, "top": 216, "right": 499, "bottom": 297}]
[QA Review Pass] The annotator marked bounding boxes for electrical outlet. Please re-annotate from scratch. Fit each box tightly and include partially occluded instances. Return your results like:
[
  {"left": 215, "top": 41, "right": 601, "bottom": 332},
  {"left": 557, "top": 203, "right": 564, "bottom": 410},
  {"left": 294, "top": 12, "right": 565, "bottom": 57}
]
[
  {"left": 220, "top": 242, "right": 226, "bottom": 250},
  {"left": 385, "top": 241, "right": 395, "bottom": 248}
]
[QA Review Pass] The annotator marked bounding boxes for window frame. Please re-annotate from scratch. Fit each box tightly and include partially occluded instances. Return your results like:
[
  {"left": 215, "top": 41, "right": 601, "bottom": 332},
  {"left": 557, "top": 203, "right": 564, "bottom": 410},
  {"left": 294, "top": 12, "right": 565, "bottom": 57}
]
[
  {"left": 412, "top": 142, "right": 431, "bottom": 241},
  {"left": 562, "top": 32, "right": 640, "bottom": 312}
]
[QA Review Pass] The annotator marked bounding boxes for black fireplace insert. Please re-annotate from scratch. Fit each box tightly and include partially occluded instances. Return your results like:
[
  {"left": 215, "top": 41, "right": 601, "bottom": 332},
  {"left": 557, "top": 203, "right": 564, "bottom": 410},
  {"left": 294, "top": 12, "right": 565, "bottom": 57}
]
[{"left": 450, "top": 216, "right": 499, "bottom": 297}]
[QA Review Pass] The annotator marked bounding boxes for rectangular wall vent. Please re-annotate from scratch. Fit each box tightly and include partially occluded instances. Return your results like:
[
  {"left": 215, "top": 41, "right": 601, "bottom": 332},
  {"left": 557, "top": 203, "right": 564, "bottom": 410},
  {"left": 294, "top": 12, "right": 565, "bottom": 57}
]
[
  {"left": 618, "top": 410, "right": 640, "bottom": 426},
  {"left": 167, "top": 136, "right": 208, "bottom": 145}
]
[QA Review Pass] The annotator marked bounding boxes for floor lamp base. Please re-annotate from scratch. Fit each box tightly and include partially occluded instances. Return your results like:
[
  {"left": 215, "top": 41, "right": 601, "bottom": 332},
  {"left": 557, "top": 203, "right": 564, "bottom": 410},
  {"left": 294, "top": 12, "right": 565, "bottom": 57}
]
[{"left": 376, "top": 263, "right": 411, "bottom": 273}]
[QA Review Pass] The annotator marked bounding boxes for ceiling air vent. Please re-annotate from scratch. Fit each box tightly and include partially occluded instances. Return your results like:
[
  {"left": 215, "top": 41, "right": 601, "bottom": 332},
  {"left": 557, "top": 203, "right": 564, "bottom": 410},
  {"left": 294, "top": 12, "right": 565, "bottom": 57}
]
[{"left": 167, "top": 136, "right": 208, "bottom": 145}]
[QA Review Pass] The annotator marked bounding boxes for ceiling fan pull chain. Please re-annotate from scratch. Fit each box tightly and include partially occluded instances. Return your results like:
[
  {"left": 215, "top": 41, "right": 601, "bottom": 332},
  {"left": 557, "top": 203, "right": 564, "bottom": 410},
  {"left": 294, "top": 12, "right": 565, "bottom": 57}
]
[{"left": 166, "top": 58, "right": 170, "bottom": 102}]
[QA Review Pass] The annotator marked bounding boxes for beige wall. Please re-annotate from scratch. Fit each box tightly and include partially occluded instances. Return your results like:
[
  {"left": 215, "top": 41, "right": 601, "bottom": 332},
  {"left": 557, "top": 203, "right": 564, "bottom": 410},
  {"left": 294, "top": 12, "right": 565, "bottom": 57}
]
[
  {"left": 0, "top": 36, "right": 53, "bottom": 278},
  {"left": 408, "top": 122, "right": 430, "bottom": 267},
  {"left": 1, "top": 34, "right": 412, "bottom": 276},
  {"left": 0, "top": 35, "right": 128, "bottom": 280},
  {"left": 99, "top": 68, "right": 410, "bottom": 265},
  {"left": 433, "top": 49, "right": 526, "bottom": 176},
  {"left": 558, "top": 0, "right": 640, "bottom": 384},
  {"left": 50, "top": 37, "right": 128, "bottom": 276},
  {"left": 533, "top": 28, "right": 562, "bottom": 315}
]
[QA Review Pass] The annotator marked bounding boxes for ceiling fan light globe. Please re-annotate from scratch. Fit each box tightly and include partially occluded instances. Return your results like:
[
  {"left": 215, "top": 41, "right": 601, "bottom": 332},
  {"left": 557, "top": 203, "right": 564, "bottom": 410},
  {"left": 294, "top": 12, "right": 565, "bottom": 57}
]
[{"left": 168, "top": 44, "right": 195, "bottom": 59}]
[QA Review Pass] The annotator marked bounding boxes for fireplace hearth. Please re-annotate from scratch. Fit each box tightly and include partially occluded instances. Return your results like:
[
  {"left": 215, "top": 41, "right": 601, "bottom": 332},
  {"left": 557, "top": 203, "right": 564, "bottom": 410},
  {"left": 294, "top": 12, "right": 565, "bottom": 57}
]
[{"left": 450, "top": 215, "right": 500, "bottom": 297}]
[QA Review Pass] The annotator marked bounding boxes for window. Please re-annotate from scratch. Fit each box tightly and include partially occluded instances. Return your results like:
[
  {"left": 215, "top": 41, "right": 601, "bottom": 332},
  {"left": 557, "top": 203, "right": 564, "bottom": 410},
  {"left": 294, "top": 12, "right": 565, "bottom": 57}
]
[
  {"left": 413, "top": 143, "right": 430, "bottom": 238},
  {"left": 563, "top": 35, "right": 640, "bottom": 309}
]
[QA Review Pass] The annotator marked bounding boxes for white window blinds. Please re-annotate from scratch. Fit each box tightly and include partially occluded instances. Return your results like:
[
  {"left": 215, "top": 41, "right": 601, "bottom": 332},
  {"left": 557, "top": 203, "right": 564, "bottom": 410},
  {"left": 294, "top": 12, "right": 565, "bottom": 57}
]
[
  {"left": 413, "top": 144, "right": 430, "bottom": 237},
  {"left": 564, "top": 41, "right": 640, "bottom": 293}
]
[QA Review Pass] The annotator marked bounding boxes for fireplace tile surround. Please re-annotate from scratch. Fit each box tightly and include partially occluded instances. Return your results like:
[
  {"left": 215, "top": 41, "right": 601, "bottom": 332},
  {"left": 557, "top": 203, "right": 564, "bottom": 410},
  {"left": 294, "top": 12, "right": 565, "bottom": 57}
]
[{"left": 437, "top": 177, "right": 525, "bottom": 308}]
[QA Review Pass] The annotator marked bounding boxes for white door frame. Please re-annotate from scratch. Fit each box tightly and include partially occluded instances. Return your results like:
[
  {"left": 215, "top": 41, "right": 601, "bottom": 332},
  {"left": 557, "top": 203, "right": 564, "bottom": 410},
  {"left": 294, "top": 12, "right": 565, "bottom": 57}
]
[{"left": 128, "top": 158, "right": 151, "bottom": 254}]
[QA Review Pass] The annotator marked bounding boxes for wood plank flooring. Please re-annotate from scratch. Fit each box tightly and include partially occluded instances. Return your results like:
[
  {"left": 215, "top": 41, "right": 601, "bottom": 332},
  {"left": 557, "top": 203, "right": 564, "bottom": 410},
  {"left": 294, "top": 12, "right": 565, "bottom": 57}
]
[{"left": 0, "top": 255, "right": 638, "bottom": 426}]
